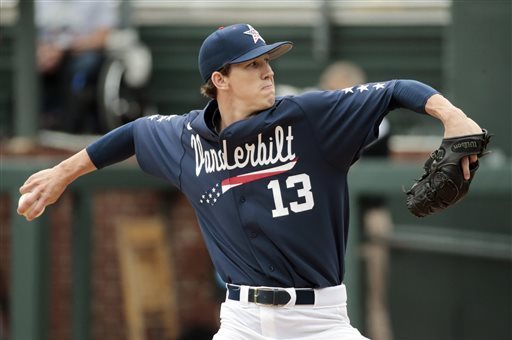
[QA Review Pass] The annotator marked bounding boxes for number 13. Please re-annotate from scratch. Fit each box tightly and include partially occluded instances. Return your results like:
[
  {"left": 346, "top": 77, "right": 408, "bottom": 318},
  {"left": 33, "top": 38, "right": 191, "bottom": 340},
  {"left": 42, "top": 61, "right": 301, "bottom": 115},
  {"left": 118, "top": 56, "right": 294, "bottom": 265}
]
[{"left": 267, "top": 173, "right": 315, "bottom": 218}]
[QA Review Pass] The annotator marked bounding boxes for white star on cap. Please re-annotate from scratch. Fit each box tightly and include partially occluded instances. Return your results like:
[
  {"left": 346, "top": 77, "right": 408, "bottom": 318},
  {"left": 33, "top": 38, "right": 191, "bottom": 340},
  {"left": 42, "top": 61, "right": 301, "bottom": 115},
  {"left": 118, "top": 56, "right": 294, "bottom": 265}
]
[
  {"left": 244, "top": 24, "right": 265, "bottom": 44},
  {"left": 373, "top": 83, "right": 386, "bottom": 90},
  {"left": 342, "top": 87, "right": 354, "bottom": 94}
]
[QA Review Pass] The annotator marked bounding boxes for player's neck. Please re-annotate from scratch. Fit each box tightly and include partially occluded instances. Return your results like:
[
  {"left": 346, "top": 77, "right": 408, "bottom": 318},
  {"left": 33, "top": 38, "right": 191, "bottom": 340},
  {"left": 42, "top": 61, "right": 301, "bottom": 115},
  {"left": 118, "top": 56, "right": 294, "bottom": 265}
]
[{"left": 217, "top": 101, "right": 256, "bottom": 132}]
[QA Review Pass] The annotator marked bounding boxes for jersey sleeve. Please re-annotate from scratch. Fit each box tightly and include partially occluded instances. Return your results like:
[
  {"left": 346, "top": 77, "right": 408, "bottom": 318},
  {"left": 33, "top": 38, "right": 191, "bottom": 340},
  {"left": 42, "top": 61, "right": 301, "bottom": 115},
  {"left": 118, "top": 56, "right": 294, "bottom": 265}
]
[
  {"left": 86, "top": 122, "right": 136, "bottom": 169},
  {"left": 292, "top": 79, "right": 437, "bottom": 168},
  {"left": 132, "top": 114, "right": 187, "bottom": 189}
]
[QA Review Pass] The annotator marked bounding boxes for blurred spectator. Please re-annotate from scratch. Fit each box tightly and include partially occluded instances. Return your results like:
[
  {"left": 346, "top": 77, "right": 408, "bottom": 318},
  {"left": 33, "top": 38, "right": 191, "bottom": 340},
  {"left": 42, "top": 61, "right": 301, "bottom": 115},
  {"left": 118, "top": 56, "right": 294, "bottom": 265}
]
[
  {"left": 319, "top": 61, "right": 366, "bottom": 93},
  {"left": 36, "top": 0, "right": 118, "bottom": 133}
]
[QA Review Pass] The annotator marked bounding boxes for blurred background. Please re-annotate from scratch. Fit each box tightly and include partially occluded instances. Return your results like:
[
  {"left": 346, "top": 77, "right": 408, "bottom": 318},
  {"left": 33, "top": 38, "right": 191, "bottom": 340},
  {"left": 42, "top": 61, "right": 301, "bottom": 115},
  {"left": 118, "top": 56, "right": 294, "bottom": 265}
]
[{"left": 0, "top": 1, "right": 510, "bottom": 340}]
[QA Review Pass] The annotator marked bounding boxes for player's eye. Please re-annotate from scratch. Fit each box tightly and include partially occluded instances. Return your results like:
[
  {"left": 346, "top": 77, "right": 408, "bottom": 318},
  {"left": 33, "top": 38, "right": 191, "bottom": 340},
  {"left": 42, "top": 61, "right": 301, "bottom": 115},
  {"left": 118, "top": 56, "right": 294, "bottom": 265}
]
[{"left": 245, "top": 57, "right": 269, "bottom": 69}]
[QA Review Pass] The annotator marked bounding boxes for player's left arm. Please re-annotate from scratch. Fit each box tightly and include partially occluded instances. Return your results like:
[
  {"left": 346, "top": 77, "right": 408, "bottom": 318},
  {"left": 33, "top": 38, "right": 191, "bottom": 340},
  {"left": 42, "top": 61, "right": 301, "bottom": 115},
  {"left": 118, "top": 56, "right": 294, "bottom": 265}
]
[{"left": 391, "top": 80, "right": 483, "bottom": 180}]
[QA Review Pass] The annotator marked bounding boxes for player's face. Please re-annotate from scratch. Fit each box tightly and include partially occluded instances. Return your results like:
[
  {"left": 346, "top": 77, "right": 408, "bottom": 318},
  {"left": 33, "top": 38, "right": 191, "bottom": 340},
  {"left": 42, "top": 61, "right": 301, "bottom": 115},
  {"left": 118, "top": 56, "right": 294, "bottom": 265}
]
[{"left": 227, "top": 54, "right": 276, "bottom": 111}]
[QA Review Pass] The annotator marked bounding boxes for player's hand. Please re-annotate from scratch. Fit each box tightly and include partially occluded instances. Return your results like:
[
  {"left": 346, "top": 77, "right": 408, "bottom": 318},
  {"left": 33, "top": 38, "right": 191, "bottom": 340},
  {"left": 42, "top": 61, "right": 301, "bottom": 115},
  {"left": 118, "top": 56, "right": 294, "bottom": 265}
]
[
  {"left": 18, "top": 167, "right": 68, "bottom": 221},
  {"left": 18, "top": 149, "right": 97, "bottom": 221},
  {"left": 425, "top": 93, "right": 483, "bottom": 140},
  {"left": 443, "top": 114, "right": 482, "bottom": 139},
  {"left": 441, "top": 113, "right": 483, "bottom": 180}
]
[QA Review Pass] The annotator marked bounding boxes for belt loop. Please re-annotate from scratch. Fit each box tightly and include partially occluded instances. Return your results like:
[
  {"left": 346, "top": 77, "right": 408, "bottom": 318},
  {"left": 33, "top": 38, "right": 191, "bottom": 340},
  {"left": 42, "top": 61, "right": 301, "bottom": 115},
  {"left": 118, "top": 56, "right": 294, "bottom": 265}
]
[
  {"left": 240, "top": 285, "right": 249, "bottom": 306},
  {"left": 224, "top": 283, "right": 230, "bottom": 301}
]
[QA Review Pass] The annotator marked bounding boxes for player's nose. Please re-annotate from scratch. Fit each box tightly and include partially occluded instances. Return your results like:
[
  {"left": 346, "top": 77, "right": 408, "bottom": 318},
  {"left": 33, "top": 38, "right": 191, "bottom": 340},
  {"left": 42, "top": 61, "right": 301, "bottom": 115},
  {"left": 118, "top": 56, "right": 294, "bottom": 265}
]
[{"left": 263, "top": 63, "right": 274, "bottom": 79}]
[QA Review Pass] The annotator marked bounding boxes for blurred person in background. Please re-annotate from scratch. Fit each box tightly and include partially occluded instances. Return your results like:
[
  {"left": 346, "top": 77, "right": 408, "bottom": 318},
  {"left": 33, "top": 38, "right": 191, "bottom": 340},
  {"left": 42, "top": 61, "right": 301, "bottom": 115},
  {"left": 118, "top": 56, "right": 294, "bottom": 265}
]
[{"left": 36, "top": 0, "right": 118, "bottom": 133}]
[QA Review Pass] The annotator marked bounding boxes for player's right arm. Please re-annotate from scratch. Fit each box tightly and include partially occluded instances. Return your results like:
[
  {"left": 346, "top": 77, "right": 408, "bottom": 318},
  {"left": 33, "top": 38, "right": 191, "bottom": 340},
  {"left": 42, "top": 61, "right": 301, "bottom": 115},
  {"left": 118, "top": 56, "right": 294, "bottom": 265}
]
[{"left": 18, "top": 122, "right": 137, "bottom": 221}]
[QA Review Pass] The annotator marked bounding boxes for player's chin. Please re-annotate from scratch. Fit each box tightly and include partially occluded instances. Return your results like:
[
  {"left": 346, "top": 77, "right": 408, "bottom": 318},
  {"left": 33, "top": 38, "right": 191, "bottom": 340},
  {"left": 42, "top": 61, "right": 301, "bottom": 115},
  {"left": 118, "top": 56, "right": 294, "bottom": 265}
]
[
  {"left": 252, "top": 89, "right": 275, "bottom": 111},
  {"left": 261, "top": 96, "right": 275, "bottom": 110},
  {"left": 262, "top": 91, "right": 276, "bottom": 106}
]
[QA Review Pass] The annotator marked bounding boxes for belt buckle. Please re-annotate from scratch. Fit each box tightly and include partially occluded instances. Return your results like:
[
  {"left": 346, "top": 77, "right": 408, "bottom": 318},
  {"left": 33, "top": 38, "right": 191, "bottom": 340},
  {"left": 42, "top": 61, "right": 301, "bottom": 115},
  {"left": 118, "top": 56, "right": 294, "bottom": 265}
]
[{"left": 253, "top": 287, "right": 290, "bottom": 306}]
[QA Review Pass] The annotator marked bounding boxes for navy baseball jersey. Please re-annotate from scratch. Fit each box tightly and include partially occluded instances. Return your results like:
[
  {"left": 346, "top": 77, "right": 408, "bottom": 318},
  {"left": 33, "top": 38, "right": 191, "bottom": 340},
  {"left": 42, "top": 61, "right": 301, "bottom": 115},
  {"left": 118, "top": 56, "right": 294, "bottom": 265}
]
[{"left": 88, "top": 79, "right": 437, "bottom": 288}]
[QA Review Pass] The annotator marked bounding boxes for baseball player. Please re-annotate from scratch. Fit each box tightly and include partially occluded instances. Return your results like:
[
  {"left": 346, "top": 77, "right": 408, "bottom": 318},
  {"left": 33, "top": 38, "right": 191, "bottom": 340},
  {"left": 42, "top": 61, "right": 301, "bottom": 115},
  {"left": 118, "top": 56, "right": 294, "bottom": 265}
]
[{"left": 18, "top": 24, "right": 483, "bottom": 339}]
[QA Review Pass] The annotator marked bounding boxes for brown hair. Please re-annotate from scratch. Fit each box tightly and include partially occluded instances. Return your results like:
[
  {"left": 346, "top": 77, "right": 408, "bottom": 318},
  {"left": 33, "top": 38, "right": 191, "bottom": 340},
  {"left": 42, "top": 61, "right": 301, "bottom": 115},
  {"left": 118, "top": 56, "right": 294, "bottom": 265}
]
[{"left": 200, "top": 64, "right": 232, "bottom": 99}]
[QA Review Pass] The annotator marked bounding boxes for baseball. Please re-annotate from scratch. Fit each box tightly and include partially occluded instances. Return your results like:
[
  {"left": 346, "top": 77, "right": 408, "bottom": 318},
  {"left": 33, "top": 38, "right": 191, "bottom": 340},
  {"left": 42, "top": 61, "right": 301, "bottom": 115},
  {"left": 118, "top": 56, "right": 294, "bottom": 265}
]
[{"left": 18, "top": 193, "right": 45, "bottom": 219}]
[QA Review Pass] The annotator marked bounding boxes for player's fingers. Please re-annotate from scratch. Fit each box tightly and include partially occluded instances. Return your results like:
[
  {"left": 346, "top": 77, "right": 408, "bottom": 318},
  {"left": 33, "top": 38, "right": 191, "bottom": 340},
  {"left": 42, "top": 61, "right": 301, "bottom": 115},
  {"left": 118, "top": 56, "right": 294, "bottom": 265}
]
[
  {"left": 461, "top": 156, "right": 470, "bottom": 180},
  {"left": 17, "top": 190, "right": 47, "bottom": 221},
  {"left": 17, "top": 192, "right": 36, "bottom": 215},
  {"left": 19, "top": 180, "right": 31, "bottom": 194},
  {"left": 470, "top": 154, "right": 478, "bottom": 164},
  {"left": 461, "top": 157, "right": 471, "bottom": 181},
  {"left": 19, "top": 174, "right": 39, "bottom": 194},
  {"left": 20, "top": 169, "right": 52, "bottom": 194},
  {"left": 26, "top": 200, "right": 46, "bottom": 221}
]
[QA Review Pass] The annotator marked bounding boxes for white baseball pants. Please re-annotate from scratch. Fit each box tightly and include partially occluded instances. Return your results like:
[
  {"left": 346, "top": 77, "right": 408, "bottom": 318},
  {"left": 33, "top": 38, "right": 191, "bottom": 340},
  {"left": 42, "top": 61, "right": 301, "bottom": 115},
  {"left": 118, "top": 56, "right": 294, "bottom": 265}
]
[{"left": 213, "top": 284, "right": 370, "bottom": 340}]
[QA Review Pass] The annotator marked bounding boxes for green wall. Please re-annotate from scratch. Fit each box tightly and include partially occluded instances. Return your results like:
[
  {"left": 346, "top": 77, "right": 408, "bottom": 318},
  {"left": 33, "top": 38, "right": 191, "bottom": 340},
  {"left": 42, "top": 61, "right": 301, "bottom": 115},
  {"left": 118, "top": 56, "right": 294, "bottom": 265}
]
[{"left": 447, "top": 0, "right": 511, "bottom": 156}]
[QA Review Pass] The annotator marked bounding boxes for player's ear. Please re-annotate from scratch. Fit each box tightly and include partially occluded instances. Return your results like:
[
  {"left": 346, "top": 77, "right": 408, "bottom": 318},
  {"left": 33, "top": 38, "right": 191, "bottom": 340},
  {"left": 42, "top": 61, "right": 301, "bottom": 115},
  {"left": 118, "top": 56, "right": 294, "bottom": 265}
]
[{"left": 211, "top": 71, "right": 229, "bottom": 90}]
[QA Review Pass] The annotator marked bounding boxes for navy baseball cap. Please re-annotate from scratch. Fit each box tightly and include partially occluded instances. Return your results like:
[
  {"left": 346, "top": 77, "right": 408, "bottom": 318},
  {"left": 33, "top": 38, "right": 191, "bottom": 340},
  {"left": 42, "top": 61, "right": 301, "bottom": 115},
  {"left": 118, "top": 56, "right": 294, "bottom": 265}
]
[{"left": 198, "top": 24, "right": 293, "bottom": 82}]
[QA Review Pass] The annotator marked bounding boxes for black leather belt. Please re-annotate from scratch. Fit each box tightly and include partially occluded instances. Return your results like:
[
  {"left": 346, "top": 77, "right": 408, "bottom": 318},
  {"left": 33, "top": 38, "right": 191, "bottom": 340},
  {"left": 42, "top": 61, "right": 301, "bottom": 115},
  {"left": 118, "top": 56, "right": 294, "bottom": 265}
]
[{"left": 227, "top": 284, "right": 315, "bottom": 306}]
